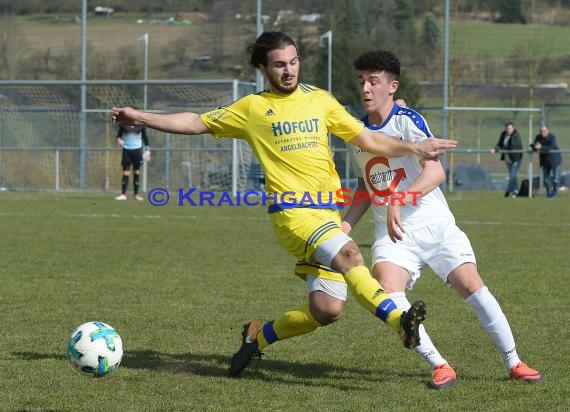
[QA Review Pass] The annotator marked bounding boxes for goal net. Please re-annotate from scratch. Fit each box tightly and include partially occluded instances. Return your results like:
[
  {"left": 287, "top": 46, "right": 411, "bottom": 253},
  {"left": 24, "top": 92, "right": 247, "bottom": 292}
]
[{"left": 0, "top": 80, "right": 259, "bottom": 193}]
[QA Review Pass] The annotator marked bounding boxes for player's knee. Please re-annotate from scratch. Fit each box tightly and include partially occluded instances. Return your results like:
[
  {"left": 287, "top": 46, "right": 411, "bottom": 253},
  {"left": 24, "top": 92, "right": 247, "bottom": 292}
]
[
  {"left": 373, "top": 263, "right": 410, "bottom": 293},
  {"left": 309, "top": 292, "right": 345, "bottom": 325},
  {"left": 321, "top": 309, "right": 343, "bottom": 325},
  {"left": 312, "top": 303, "right": 344, "bottom": 326},
  {"left": 331, "top": 241, "right": 365, "bottom": 273},
  {"left": 448, "top": 263, "right": 485, "bottom": 299},
  {"left": 375, "top": 277, "right": 403, "bottom": 293}
]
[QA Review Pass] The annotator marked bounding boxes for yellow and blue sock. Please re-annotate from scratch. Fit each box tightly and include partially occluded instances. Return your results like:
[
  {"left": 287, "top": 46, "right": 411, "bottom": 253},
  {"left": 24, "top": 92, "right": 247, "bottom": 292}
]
[
  {"left": 257, "top": 303, "right": 322, "bottom": 350},
  {"left": 344, "top": 265, "right": 402, "bottom": 333}
]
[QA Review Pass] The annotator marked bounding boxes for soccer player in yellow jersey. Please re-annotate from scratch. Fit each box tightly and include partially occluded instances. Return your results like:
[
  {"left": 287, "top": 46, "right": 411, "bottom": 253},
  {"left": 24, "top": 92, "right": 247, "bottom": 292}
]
[{"left": 112, "top": 32, "right": 457, "bottom": 378}]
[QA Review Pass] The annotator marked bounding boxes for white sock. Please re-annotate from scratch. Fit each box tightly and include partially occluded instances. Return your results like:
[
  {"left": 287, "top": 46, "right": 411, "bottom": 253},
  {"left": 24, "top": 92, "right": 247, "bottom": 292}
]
[
  {"left": 390, "top": 292, "right": 447, "bottom": 369},
  {"left": 465, "top": 286, "right": 521, "bottom": 370}
]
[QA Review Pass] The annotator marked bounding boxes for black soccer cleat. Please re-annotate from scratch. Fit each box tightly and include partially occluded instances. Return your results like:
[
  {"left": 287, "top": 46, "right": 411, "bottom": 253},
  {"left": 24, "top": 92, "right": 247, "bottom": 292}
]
[
  {"left": 399, "top": 300, "right": 427, "bottom": 349},
  {"left": 228, "top": 320, "right": 263, "bottom": 377}
]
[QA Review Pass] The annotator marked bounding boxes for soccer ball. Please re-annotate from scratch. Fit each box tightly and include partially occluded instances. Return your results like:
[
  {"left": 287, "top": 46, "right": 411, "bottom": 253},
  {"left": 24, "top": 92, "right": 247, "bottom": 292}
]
[{"left": 67, "top": 321, "right": 123, "bottom": 378}]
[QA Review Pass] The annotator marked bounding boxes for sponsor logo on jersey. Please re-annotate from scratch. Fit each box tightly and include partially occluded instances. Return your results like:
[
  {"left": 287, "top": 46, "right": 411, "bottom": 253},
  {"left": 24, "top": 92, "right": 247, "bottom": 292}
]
[
  {"left": 271, "top": 119, "right": 320, "bottom": 137},
  {"left": 205, "top": 107, "right": 229, "bottom": 122},
  {"left": 365, "top": 156, "right": 407, "bottom": 196}
]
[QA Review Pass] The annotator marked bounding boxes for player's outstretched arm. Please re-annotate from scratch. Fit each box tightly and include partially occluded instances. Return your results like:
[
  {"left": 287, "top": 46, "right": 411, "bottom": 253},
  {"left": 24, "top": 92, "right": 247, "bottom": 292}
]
[
  {"left": 351, "top": 129, "right": 457, "bottom": 159},
  {"left": 413, "top": 137, "right": 457, "bottom": 159},
  {"left": 112, "top": 107, "right": 210, "bottom": 135}
]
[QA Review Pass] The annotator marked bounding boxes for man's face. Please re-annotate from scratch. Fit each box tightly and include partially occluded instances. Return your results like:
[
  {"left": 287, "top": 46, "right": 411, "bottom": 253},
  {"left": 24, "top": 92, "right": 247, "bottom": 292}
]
[
  {"left": 357, "top": 70, "right": 399, "bottom": 113},
  {"left": 506, "top": 124, "right": 514, "bottom": 135},
  {"left": 261, "top": 45, "right": 300, "bottom": 94},
  {"left": 540, "top": 126, "right": 549, "bottom": 138}
]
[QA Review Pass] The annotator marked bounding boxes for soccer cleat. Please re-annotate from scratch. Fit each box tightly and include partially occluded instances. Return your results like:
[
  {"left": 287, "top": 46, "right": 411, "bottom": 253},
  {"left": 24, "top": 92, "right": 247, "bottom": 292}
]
[
  {"left": 428, "top": 364, "right": 457, "bottom": 390},
  {"left": 399, "top": 300, "right": 427, "bottom": 349},
  {"left": 134, "top": 194, "right": 144, "bottom": 201},
  {"left": 228, "top": 320, "right": 263, "bottom": 377},
  {"left": 509, "top": 362, "right": 543, "bottom": 383},
  {"left": 115, "top": 193, "right": 127, "bottom": 201}
]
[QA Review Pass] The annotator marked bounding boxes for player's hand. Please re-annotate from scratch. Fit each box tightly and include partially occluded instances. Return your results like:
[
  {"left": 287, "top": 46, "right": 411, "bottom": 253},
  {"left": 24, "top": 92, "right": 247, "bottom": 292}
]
[
  {"left": 116, "top": 138, "right": 124, "bottom": 148},
  {"left": 341, "top": 220, "right": 352, "bottom": 235},
  {"left": 112, "top": 107, "right": 142, "bottom": 126},
  {"left": 415, "top": 138, "right": 457, "bottom": 159},
  {"left": 143, "top": 148, "right": 151, "bottom": 162},
  {"left": 387, "top": 204, "right": 404, "bottom": 243}
]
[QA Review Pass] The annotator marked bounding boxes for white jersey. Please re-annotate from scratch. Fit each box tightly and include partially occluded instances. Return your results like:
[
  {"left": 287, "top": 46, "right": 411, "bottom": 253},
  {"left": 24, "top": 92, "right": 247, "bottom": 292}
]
[{"left": 348, "top": 103, "right": 454, "bottom": 239}]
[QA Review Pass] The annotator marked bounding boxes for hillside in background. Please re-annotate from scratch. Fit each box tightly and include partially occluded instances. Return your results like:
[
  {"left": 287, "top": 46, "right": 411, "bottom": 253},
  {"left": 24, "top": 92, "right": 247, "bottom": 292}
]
[{"left": 1, "top": 0, "right": 570, "bottom": 108}]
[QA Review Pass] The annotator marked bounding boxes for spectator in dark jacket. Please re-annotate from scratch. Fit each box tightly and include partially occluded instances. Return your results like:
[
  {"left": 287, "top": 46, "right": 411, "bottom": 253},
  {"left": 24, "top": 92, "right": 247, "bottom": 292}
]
[
  {"left": 492, "top": 121, "right": 523, "bottom": 197},
  {"left": 531, "top": 123, "right": 563, "bottom": 198}
]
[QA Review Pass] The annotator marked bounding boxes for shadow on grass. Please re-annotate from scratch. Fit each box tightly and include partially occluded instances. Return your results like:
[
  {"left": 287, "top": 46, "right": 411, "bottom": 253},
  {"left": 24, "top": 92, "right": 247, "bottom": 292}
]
[
  {"left": 120, "top": 350, "right": 434, "bottom": 390},
  {"left": 13, "top": 349, "right": 433, "bottom": 390},
  {"left": 122, "top": 350, "right": 229, "bottom": 376}
]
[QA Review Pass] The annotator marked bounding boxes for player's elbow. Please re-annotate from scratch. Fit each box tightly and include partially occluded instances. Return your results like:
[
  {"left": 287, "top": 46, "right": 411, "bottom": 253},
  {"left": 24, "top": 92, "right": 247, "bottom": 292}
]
[
  {"left": 186, "top": 115, "right": 209, "bottom": 135},
  {"left": 434, "top": 163, "right": 447, "bottom": 186},
  {"left": 422, "top": 159, "right": 447, "bottom": 186}
]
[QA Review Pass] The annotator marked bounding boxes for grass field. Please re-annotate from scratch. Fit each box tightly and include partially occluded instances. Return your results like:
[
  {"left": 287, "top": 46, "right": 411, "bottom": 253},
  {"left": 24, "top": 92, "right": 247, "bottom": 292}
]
[
  {"left": 0, "top": 191, "right": 569, "bottom": 411},
  {"left": 450, "top": 21, "right": 570, "bottom": 58},
  {"left": 3, "top": 13, "right": 570, "bottom": 77}
]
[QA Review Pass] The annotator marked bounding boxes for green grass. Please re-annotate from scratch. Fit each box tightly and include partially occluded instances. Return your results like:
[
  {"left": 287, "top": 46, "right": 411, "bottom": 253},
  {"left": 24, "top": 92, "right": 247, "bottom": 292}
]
[
  {"left": 4, "top": 13, "right": 570, "bottom": 77},
  {"left": 0, "top": 191, "right": 569, "bottom": 411},
  {"left": 450, "top": 21, "right": 570, "bottom": 58}
]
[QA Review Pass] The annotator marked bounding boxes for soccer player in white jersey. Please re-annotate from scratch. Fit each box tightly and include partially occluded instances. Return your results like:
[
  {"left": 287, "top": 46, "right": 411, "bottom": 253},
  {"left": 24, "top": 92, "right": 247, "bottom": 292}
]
[
  {"left": 112, "top": 32, "right": 459, "bottom": 379},
  {"left": 342, "top": 50, "right": 543, "bottom": 389}
]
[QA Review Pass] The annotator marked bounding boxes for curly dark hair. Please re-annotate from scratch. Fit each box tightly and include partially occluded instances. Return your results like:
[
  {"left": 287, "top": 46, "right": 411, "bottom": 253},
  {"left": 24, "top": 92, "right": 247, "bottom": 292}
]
[
  {"left": 353, "top": 50, "right": 400, "bottom": 80},
  {"left": 246, "top": 31, "right": 297, "bottom": 69}
]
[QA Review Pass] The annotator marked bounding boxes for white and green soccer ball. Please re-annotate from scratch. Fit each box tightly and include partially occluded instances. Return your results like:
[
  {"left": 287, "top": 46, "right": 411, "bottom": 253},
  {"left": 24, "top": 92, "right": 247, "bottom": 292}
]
[{"left": 67, "top": 321, "right": 123, "bottom": 378}]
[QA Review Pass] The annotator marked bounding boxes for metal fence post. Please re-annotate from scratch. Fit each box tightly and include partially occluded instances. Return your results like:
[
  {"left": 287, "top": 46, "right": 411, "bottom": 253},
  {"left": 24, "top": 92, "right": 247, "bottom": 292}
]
[
  {"left": 231, "top": 79, "right": 239, "bottom": 197},
  {"left": 165, "top": 134, "right": 171, "bottom": 190},
  {"left": 55, "top": 148, "right": 60, "bottom": 192},
  {"left": 344, "top": 148, "right": 351, "bottom": 189},
  {"left": 528, "top": 112, "right": 534, "bottom": 198}
]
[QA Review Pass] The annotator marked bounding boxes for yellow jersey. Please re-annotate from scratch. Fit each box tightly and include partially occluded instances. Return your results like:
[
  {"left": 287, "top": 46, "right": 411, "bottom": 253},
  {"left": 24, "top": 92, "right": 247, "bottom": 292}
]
[{"left": 199, "top": 84, "right": 364, "bottom": 212}]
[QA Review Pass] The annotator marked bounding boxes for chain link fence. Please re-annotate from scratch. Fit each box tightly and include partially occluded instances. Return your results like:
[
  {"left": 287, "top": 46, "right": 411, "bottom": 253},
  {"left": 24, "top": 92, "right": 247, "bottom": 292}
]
[{"left": 0, "top": 1, "right": 568, "bottom": 194}]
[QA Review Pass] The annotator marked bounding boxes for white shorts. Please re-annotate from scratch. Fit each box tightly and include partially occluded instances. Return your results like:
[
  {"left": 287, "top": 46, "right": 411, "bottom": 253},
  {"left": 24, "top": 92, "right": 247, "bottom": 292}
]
[
  {"left": 306, "top": 275, "right": 348, "bottom": 301},
  {"left": 371, "top": 218, "right": 476, "bottom": 290}
]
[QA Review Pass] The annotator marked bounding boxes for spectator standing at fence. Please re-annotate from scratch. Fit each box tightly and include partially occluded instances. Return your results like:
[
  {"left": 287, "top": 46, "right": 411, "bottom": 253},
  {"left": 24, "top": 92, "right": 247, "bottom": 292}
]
[
  {"left": 531, "top": 123, "right": 562, "bottom": 198},
  {"left": 491, "top": 121, "right": 523, "bottom": 198},
  {"left": 115, "top": 124, "right": 150, "bottom": 201}
]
